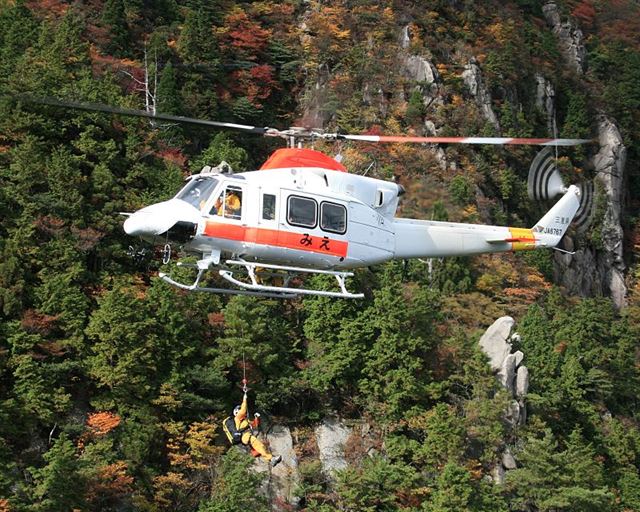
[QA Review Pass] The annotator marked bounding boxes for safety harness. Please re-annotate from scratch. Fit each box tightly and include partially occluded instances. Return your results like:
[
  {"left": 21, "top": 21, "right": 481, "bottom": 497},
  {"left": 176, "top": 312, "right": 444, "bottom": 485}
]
[{"left": 222, "top": 416, "right": 250, "bottom": 445}]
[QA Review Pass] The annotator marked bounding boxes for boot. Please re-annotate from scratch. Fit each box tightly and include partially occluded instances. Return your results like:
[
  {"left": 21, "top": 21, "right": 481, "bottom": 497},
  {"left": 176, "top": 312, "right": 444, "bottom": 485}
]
[{"left": 270, "top": 455, "right": 282, "bottom": 467}]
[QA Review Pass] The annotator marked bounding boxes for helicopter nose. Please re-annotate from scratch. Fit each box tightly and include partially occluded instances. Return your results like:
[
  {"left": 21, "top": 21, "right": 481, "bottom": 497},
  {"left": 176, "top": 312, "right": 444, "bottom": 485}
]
[{"left": 124, "top": 199, "right": 201, "bottom": 238}]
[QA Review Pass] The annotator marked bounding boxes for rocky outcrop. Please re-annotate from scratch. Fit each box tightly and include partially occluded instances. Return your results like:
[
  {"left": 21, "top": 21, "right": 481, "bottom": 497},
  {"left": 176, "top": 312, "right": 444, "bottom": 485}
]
[
  {"left": 478, "top": 316, "right": 514, "bottom": 372},
  {"left": 400, "top": 24, "right": 442, "bottom": 110},
  {"left": 252, "top": 426, "right": 301, "bottom": 510},
  {"left": 400, "top": 24, "right": 411, "bottom": 49},
  {"left": 535, "top": 73, "right": 556, "bottom": 135},
  {"left": 478, "top": 317, "right": 532, "bottom": 482},
  {"left": 478, "top": 317, "right": 528, "bottom": 418},
  {"left": 315, "top": 417, "right": 351, "bottom": 478},
  {"left": 462, "top": 58, "right": 500, "bottom": 130},
  {"left": 516, "top": 366, "right": 529, "bottom": 397},
  {"left": 301, "top": 62, "right": 332, "bottom": 128},
  {"left": 541, "top": 3, "right": 627, "bottom": 308},
  {"left": 594, "top": 116, "right": 627, "bottom": 307},
  {"left": 542, "top": 2, "right": 587, "bottom": 74},
  {"left": 554, "top": 116, "right": 627, "bottom": 308}
]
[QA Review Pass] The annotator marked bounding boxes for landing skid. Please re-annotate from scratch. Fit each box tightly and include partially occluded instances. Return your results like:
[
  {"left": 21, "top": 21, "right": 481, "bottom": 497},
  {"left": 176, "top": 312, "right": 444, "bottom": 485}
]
[{"left": 158, "top": 259, "right": 364, "bottom": 299}]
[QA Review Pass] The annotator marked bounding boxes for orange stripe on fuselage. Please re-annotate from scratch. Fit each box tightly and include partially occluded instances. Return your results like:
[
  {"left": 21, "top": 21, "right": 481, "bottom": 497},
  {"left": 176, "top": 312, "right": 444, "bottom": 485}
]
[
  {"left": 508, "top": 227, "right": 536, "bottom": 251},
  {"left": 203, "top": 221, "right": 348, "bottom": 257}
]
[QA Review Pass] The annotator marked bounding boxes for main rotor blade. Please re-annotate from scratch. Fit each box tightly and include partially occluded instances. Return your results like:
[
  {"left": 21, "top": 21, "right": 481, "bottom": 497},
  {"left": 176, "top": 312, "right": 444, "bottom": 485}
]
[
  {"left": 337, "top": 134, "right": 593, "bottom": 146},
  {"left": 14, "top": 95, "right": 270, "bottom": 135}
]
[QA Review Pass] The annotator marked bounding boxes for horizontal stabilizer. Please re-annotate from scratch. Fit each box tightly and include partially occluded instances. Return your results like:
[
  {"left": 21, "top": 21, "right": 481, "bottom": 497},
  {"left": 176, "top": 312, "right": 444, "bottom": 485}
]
[
  {"left": 485, "top": 227, "right": 538, "bottom": 250},
  {"left": 486, "top": 236, "right": 537, "bottom": 244}
]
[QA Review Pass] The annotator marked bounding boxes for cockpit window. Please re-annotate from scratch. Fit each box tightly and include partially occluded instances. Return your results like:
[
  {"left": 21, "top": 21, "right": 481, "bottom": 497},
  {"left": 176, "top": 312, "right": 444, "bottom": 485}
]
[{"left": 176, "top": 177, "right": 219, "bottom": 209}]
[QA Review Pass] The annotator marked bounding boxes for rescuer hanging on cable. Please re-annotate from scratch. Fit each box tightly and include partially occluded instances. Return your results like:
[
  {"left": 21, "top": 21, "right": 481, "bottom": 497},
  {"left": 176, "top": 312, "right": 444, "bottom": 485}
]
[{"left": 222, "top": 380, "right": 282, "bottom": 467}]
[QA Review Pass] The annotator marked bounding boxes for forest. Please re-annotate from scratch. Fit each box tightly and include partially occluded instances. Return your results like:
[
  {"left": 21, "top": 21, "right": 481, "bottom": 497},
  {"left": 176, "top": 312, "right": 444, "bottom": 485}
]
[{"left": 0, "top": 0, "right": 639, "bottom": 510}]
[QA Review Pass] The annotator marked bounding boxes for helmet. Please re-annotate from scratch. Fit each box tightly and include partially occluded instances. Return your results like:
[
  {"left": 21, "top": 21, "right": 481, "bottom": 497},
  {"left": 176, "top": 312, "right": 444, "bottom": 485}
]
[{"left": 233, "top": 405, "right": 241, "bottom": 416}]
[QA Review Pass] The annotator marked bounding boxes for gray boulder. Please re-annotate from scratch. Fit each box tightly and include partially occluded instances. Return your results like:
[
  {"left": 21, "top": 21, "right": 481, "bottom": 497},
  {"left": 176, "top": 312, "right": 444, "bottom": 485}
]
[
  {"left": 479, "top": 316, "right": 514, "bottom": 371},
  {"left": 315, "top": 417, "right": 351, "bottom": 478},
  {"left": 516, "top": 366, "right": 530, "bottom": 397}
]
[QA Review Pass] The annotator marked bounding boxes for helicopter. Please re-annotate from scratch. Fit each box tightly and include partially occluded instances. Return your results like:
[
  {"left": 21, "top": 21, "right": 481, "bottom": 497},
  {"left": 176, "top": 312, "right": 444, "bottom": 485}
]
[{"left": 20, "top": 96, "right": 592, "bottom": 299}]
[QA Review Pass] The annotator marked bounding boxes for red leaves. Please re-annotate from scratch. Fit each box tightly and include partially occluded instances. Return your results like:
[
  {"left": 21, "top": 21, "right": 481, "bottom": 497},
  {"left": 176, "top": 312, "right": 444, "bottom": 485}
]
[
  {"left": 228, "top": 64, "right": 278, "bottom": 107},
  {"left": 207, "top": 312, "right": 225, "bottom": 327},
  {"left": 572, "top": 1, "right": 596, "bottom": 28},
  {"left": 222, "top": 10, "right": 271, "bottom": 61}
]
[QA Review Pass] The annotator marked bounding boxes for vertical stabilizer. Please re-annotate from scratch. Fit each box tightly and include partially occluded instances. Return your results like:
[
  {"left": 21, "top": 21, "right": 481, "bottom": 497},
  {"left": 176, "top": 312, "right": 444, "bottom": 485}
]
[{"left": 532, "top": 185, "right": 581, "bottom": 247}]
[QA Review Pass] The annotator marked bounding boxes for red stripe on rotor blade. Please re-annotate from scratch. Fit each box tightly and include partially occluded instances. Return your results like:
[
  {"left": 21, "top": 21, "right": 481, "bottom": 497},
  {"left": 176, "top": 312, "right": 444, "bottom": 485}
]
[
  {"left": 203, "top": 222, "right": 348, "bottom": 257},
  {"left": 354, "top": 136, "right": 590, "bottom": 146}
]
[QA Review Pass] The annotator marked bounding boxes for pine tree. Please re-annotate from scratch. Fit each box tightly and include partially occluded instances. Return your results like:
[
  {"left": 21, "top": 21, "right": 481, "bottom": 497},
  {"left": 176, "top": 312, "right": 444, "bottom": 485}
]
[
  {"left": 101, "top": 0, "right": 129, "bottom": 58},
  {"left": 198, "top": 449, "right": 267, "bottom": 512},
  {"left": 506, "top": 428, "right": 613, "bottom": 511},
  {"left": 157, "top": 61, "right": 181, "bottom": 116},
  {"left": 29, "top": 434, "right": 87, "bottom": 511},
  {"left": 191, "top": 133, "right": 250, "bottom": 173}
]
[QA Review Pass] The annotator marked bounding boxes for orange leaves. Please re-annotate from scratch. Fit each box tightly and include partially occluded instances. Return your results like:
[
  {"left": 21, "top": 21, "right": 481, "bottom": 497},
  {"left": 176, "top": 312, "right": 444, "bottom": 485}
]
[
  {"left": 472, "top": 252, "right": 552, "bottom": 318},
  {"left": 152, "top": 472, "right": 191, "bottom": 509},
  {"left": 153, "top": 421, "right": 224, "bottom": 508},
  {"left": 86, "top": 461, "right": 134, "bottom": 504},
  {"left": 303, "top": 3, "right": 352, "bottom": 64},
  {"left": 78, "top": 411, "right": 121, "bottom": 449},
  {"left": 87, "top": 411, "right": 121, "bottom": 436},
  {"left": 164, "top": 420, "right": 223, "bottom": 472}
]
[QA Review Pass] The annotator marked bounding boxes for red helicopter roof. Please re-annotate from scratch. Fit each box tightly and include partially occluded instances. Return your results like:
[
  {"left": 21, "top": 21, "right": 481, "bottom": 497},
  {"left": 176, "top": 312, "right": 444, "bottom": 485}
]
[{"left": 259, "top": 148, "right": 347, "bottom": 172}]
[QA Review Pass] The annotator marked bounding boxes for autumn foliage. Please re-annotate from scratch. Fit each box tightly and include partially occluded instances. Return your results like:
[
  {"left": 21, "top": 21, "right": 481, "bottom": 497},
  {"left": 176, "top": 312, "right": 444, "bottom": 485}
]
[{"left": 78, "top": 411, "right": 121, "bottom": 449}]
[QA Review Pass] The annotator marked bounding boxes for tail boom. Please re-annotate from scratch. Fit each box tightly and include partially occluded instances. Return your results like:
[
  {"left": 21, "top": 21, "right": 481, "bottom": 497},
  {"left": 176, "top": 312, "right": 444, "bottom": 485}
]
[{"left": 392, "top": 186, "right": 581, "bottom": 259}]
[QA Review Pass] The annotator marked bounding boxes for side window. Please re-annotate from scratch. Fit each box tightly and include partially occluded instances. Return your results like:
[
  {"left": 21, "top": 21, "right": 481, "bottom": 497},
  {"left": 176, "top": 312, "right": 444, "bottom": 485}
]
[
  {"left": 211, "top": 186, "right": 243, "bottom": 220},
  {"left": 320, "top": 202, "right": 347, "bottom": 234},
  {"left": 262, "top": 194, "right": 276, "bottom": 220},
  {"left": 287, "top": 195, "right": 317, "bottom": 228}
]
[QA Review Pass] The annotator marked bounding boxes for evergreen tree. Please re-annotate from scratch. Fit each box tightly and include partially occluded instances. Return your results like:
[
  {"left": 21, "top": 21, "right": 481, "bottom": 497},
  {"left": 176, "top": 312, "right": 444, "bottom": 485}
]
[
  {"left": 198, "top": 449, "right": 267, "bottom": 512},
  {"left": 84, "top": 280, "right": 161, "bottom": 408},
  {"left": 157, "top": 61, "right": 181, "bottom": 115},
  {"left": 101, "top": 0, "right": 129, "bottom": 58},
  {"left": 191, "top": 132, "right": 250, "bottom": 173},
  {"left": 29, "top": 434, "right": 87, "bottom": 511},
  {"left": 506, "top": 428, "right": 613, "bottom": 511},
  {"left": 358, "top": 272, "right": 441, "bottom": 418},
  {"left": 333, "top": 456, "right": 419, "bottom": 511}
]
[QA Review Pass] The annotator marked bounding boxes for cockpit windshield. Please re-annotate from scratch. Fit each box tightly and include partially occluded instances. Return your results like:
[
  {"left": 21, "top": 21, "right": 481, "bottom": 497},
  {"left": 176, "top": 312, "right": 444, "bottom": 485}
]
[{"left": 176, "top": 177, "right": 219, "bottom": 209}]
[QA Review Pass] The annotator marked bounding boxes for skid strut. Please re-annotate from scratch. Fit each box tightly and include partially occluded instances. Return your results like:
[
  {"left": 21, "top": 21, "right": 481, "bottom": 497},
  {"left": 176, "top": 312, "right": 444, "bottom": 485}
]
[
  {"left": 158, "top": 258, "right": 364, "bottom": 299},
  {"left": 220, "top": 260, "right": 364, "bottom": 299}
]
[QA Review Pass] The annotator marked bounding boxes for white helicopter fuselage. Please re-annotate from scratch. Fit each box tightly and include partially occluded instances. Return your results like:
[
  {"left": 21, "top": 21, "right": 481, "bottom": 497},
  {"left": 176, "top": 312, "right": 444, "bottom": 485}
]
[
  {"left": 124, "top": 148, "right": 581, "bottom": 273},
  {"left": 164, "top": 164, "right": 401, "bottom": 269}
]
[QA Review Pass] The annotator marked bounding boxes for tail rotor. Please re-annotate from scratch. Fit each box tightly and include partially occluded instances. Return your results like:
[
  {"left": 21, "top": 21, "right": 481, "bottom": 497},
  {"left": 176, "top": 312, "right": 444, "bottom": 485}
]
[{"left": 527, "top": 147, "right": 595, "bottom": 233}]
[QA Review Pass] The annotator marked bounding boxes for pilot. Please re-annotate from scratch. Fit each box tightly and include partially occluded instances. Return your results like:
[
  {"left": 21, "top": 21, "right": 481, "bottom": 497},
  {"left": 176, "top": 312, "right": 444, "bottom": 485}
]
[
  {"left": 213, "top": 191, "right": 242, "bottom": 217},
  {"left": 225, "top": 190, "right": 241, "bottom": 217},
  {"left": 227, "top": 392, "right": 282, "bottom": 467}
]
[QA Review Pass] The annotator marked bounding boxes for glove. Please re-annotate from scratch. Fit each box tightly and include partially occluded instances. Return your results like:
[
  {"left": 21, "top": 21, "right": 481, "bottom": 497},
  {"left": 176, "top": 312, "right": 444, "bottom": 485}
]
[{"left": 254, "top": 412, "right": 260, "bottom": 418}]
